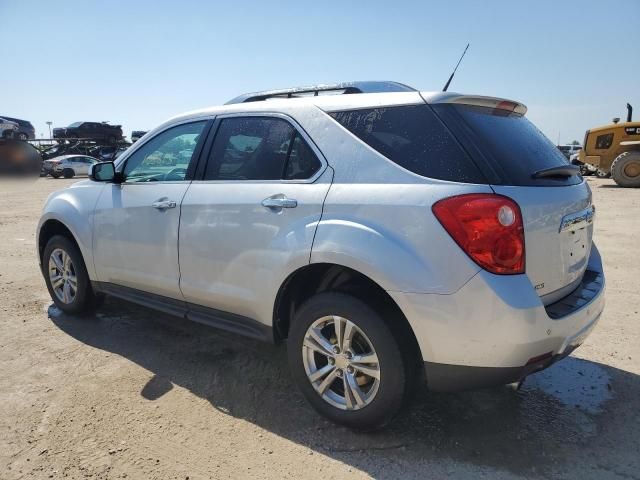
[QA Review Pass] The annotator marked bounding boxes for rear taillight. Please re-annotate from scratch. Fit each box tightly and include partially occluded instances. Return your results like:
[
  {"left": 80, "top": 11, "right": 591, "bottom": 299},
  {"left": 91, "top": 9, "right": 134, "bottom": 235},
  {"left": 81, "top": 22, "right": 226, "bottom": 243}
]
[{"left": 432, "top": 194, "right": 525, "bottom": 275}]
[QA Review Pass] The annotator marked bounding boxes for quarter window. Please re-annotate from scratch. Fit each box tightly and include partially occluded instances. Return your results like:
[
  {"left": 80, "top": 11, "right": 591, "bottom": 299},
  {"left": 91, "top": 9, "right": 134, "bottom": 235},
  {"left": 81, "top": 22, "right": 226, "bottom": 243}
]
[
  {"left": 204, "top": 117, "right": 321, "bottom": 180},
  {"left": 595, "top": 133, "right": 613, "bottom": 150},
  {"left": 123, "top": 121, "right": 206, "bottom": 182},
  {"left": 329, "top": 105, "right": 486, "bottom": 183}
]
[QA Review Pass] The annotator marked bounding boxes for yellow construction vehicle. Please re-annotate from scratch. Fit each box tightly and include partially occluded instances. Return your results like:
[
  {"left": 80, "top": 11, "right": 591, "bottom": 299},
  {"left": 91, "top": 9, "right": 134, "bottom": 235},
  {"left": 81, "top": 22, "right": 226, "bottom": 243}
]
[{"left": 574, "top": 104, "right": 640, "bottom": 187}]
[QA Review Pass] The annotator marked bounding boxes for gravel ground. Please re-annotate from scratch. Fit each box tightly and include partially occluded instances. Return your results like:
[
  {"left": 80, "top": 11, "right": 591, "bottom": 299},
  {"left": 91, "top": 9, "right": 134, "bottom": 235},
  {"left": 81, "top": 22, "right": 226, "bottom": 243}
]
[{"left": 0, "top": 176, "right": 639, "bottom": 480}]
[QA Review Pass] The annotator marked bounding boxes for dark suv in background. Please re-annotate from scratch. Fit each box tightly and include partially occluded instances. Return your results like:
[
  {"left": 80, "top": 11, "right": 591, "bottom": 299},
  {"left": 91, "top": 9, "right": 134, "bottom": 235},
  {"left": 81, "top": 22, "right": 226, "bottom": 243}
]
[
  {"left": 1, "top": 116, "right": 35, "bottom": 140},
  {"left": 53, "top": 122, "right": 123, "bottom": 143}
]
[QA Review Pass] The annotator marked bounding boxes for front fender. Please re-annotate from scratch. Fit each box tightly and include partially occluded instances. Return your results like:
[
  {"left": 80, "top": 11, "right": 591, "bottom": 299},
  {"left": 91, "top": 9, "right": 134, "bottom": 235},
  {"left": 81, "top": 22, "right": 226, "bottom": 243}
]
[{"left": 37, "top": 181, "right": 105, "bottom": 280}]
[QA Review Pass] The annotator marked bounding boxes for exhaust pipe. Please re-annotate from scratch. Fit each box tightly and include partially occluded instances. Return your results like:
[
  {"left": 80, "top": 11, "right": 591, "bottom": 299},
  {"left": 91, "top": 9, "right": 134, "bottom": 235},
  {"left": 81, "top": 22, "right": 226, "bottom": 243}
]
[{"left": 627, "top": 103, "right": 633, "bottom": 122}]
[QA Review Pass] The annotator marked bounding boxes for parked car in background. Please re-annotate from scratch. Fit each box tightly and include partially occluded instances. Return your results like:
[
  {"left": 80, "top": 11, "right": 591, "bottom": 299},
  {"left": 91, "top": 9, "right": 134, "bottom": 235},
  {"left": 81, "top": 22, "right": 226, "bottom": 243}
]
[
  {"left": 40, "top": 143, "right": 86, "bottom": 160},
  {"left": 131, "top": 130, "right": 147, "bottom": 142},
  {"left": 557, "top": 144, "right": 582, "bottom": 160},
  {"left": 1, "top": 116, "right": 35, "bottom": 140},
  {"left": 89, "top": 145, "right": 129, "bottom": 161},
  {"left": 42, "top": 154, "right": 98, "bottom": 178},
  {"left": 53, "top": 122, "right": 123, "bottom": 143},
  {"left": 0, "top": 117, "right": 19, "bottom": 138},
  {"left": 37, "top": 81, "right": 604, "bottom": 430}
]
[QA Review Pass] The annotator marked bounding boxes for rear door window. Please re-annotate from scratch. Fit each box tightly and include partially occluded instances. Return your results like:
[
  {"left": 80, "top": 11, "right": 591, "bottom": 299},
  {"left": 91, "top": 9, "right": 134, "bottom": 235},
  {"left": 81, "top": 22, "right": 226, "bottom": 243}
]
[
  {"left": 203, "top": 117, "right": 321, "bottom": 181},
  {"left": 329, "top": 105, "right": 486, "bottom": 183},
  {"left": 433, "top": 104, "right": 582, "bottom": 186},
  {"left": 284, "top": 133, "right": 322, "bottom": 180}
]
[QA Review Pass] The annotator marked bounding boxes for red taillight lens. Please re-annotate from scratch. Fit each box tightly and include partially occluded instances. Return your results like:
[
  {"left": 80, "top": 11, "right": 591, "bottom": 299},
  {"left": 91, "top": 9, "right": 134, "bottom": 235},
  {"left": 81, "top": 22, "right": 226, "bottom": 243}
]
[{"left": 432, "top": 194, "right": 525, "bottom": 275}]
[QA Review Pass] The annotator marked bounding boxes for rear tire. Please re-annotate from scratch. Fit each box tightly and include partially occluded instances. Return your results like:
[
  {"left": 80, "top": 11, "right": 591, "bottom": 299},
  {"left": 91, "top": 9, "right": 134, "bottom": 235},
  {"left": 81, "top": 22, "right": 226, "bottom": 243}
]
[
  {"left": 42, "top": 235, "right": 97, "bottom": 315},
  {"left": 287, "top": 292, "right": 414, "bottom": 430},
  {"left": 62, "top": 168, "right": 74, "bottom": 179},
  {"left": 611, "top": 151, "right": 640, "bottom": 187}
]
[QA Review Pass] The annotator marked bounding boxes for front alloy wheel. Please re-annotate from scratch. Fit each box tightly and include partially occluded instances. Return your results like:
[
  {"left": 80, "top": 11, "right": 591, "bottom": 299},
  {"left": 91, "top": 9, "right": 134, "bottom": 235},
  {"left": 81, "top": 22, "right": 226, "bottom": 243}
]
[
  {"left": 303, "top": 315, "right": 380, "bottom": 410},
  {"left": 42, "top": 235, "right": 97, "bottom": 314},
  {"left": 48, "top": 248, "right": 78, "bottom": 304}
]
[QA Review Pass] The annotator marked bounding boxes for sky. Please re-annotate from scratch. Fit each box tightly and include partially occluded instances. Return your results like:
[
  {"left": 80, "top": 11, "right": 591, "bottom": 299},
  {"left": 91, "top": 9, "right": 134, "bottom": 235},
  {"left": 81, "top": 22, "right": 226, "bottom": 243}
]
[{"left": 1, "top": 0, "right": 639, "bottom": 144}]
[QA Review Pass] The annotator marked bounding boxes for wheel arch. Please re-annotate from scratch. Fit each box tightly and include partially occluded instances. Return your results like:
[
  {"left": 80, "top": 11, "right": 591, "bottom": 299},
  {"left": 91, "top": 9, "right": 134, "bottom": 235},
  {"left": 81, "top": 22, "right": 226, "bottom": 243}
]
[
  {"left": 38, "top": 219, "right": 81, "bottom": 266},
  {"left": 273, "top": 262, "right": 424, "bottom": 364}
]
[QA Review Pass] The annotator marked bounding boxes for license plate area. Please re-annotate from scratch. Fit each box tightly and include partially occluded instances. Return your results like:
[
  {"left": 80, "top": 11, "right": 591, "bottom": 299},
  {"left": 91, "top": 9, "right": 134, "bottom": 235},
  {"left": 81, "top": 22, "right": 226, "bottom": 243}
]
[{"left": 559, "top": 205, "right": 594, "bottom": 281}]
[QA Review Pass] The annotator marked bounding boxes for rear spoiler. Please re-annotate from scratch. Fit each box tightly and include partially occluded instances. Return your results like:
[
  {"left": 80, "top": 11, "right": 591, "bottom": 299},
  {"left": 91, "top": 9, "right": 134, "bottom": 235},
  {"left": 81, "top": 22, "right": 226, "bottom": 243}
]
[{"left": 424, "top": 92, "right": 527, "bottom": 115}]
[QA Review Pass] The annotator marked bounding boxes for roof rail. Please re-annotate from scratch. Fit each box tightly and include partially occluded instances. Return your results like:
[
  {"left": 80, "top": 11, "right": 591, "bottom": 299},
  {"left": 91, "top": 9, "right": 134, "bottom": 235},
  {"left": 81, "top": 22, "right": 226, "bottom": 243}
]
[{"left": 225, "top": 81, "right": 416, "bottom": 105}]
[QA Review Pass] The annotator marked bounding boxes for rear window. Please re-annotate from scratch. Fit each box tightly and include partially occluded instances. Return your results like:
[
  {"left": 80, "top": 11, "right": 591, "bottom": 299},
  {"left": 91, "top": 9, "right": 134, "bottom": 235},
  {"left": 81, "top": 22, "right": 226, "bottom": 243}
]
[
  {"left": 329, "top": 105, "right": 486, "bottom": 183},
  {"left": 433, "top": 104, "right": 581, "bottom": 186}
]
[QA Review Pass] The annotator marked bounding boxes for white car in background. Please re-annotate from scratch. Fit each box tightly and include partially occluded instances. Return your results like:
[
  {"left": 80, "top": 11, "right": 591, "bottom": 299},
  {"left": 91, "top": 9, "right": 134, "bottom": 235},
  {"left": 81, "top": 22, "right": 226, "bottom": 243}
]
[
  {"left": 42, "top": 155, "right": 99, "bottom": 178},
  {"left": 558, "top": 144, "right": 582, "bottom": 160},
  {"left": 0, "top": 117, "right": 19, "bottom": 138}
]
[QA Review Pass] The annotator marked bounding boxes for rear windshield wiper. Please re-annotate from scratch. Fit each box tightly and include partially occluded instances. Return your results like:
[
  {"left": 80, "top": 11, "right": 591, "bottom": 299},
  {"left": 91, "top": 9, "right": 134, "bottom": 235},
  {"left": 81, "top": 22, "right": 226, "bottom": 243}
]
[{"left": 532, "top": 165, "right": 580, "bottom": 179}]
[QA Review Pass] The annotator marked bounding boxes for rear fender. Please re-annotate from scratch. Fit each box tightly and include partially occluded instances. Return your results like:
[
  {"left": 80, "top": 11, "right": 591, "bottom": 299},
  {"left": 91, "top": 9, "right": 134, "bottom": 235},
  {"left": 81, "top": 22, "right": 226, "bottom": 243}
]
[{"left": 310, "top": 216, "right": 480, "bottom": 294}]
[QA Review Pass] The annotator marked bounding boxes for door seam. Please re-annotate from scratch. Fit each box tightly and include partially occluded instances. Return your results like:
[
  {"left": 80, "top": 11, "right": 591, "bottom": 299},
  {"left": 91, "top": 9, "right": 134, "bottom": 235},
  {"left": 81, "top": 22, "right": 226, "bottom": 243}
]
[{"left": 308, "top": 165, "right": 335, "bottom": 264}]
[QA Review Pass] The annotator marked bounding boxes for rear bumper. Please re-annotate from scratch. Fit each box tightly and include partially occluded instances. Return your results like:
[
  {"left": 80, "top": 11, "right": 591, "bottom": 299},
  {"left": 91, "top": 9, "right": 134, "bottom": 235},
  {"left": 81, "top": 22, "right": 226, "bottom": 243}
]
[{"left": 390, "top": 244, "right": 605, "bottom": 392}]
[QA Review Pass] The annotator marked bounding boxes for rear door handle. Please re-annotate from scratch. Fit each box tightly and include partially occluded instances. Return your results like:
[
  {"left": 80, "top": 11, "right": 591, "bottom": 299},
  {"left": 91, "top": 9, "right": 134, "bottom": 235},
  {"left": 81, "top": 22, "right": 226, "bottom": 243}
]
[
  {"left": 152, "top": 199, "right": 177, "bottom": 210},
  {"left": 261, "top": 196, "right": 297, "bottom": 209}
]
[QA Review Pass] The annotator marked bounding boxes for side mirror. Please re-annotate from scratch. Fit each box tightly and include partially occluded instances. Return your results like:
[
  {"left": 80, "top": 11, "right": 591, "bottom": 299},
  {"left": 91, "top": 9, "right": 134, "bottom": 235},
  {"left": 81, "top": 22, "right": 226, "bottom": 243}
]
[{"left": 89, "top": 161, "right": 122, "bottom": 182}]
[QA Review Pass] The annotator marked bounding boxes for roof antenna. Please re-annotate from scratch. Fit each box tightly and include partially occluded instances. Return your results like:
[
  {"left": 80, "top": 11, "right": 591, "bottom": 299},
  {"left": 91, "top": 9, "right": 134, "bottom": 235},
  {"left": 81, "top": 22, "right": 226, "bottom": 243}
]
[{"left": 443, "top": 43, "right": 470, "bottom": 92}]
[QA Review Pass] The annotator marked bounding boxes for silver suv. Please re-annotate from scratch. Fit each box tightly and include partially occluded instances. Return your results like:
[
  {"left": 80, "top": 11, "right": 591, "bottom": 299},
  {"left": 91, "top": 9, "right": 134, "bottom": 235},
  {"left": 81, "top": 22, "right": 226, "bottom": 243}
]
[{"left": 37, "top": 82, "right": 605, "bottom": 430}]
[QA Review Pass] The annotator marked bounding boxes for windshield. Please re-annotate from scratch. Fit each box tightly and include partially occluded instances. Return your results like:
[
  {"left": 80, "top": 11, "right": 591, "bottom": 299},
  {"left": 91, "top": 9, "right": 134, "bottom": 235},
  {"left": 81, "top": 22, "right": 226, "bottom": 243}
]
[
  {"left": 434, "top": 104, "right": 581, "bottom": 186},
  {"left": 68, "top": 122, "right": 83, "bottom": 127}
]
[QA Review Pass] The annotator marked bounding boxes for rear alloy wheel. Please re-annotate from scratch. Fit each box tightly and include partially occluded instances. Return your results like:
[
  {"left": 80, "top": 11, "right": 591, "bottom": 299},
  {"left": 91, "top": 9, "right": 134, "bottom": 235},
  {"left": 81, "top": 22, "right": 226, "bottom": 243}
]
[
  {"left": 43, "top": 235, "right": 97, "bottom": 314},
  {"left": 302, "top": 315, "right": 381, "bottom": 411},
  {"left": 288, "top": 292, "right": 413, "bottom": 430},
  {"left": 611, "top": 151, "right": 640, "bottom": 187}
]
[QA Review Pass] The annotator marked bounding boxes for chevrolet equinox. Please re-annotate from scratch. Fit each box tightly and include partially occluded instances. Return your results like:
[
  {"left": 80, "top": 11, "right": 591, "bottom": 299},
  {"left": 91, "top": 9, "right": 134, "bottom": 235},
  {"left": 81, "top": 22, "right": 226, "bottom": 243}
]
[{"left": 38, "top": 81, "right": 605, "bottom": 430}]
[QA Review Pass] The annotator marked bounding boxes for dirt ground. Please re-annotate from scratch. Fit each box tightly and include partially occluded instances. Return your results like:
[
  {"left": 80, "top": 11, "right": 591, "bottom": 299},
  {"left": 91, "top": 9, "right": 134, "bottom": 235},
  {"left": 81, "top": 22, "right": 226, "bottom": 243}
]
[{"left": 0, "top": 176, "right": 638, "bottom": 480}]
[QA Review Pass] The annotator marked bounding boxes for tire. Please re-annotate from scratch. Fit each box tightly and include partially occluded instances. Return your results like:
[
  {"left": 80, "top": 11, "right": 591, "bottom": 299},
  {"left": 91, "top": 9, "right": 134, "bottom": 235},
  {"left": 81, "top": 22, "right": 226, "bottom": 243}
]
[
  {"left": 42, "top": 235, "right": 97, "bottom": 315},
  {"left": 611, "top": 151, "right": 640, "bottom": 187},
  {"left": 287, "top": 292, "right": 414, "bottom": 430},
  {"left": 51, "top": 173, "right": 60, "bottom": 179},
  {"left": 62, "top": 168, "right": 74, "bottom": 179}
]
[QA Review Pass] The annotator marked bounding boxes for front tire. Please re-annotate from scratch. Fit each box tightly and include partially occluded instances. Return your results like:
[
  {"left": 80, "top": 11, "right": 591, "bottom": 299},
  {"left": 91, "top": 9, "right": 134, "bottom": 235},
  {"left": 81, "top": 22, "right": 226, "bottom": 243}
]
[
  {"left": 288, "top": 292, "right": 413, "bottom": 430},
  {"left": 62, "top": 168, "right": 74, "bottom": 179},
  {"left": 42, "top": 235, "right": 96, "bottom": 314},
  {"left": 611, "top": 151, "right": 640, "bottom": 187}
]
